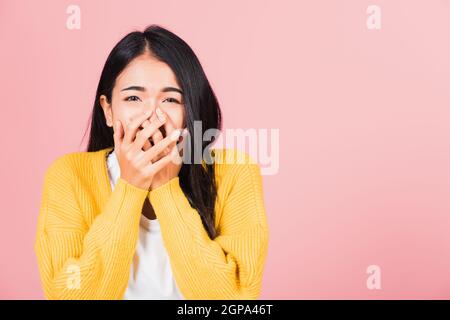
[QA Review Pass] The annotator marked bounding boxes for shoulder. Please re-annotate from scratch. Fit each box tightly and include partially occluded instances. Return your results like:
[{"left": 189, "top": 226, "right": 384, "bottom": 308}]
[
  {"left": 38, "top": 150, "right": 108, "bottom": 233},
  {"left": 43, "top": 149, "right": 106, "bottom": 189},
  {"left": 210, "top": 148, "right": 258, "bottom": 167},
  {"left": 210, "top": 148, "right": 261, "bottom": 179},
  {"left": 208, "top": 148, "right": 268, "bottom": 232},
  {"left": 45, "top": 151, "right": 90, "bottom": 179},
  {"left": 209, "top": 148, "right": 264, "bottom": 200}
]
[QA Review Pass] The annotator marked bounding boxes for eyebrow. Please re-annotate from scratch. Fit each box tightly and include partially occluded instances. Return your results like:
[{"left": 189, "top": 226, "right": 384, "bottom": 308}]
[{"left": 121, "top": 86, "right": 183, "bottom": 94}]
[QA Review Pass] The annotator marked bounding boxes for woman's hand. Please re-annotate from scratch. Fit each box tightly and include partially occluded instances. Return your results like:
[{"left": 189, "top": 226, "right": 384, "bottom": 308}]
[
  {"left": 113, "top": 109, "right": 182, "bottom": 190},
  {"left": 141, "top": 108, "right": 187, "bottom": 191}
]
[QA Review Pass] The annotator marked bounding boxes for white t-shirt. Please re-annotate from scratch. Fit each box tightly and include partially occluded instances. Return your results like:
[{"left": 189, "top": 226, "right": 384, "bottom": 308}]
[{"left": 106, "top": 149, "right": 184, "bottom": 300}]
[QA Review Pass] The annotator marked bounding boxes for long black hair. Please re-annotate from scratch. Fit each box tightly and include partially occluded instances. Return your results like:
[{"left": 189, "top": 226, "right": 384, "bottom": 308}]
[{"left": 83, "top": 25, "right": 222, "bottom": 239}]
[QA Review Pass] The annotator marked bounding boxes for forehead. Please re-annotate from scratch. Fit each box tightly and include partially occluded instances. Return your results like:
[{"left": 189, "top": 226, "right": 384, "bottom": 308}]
[{"left": 115, "top": 54, "right": 179, "bottom": 90}]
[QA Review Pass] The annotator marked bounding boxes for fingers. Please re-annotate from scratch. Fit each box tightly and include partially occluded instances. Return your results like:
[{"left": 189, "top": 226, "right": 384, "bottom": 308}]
[
  {"left": 124, "top": 110, "right": 153, "bottom": 146},
  {"left": 142, "top": 128, "right": 182, "bottom": 164},
  {"left": 154, "top": 108, "right": 174, "bottom": 160},
  {"left": 171, "top": 134, "right": 185, "bottom": 165},
  {"left": 149, "top": 108, "right": 165, "bottom": 147},
  {"left": 113, "top": 120, "right": 124, "bottom": 148},
  {"left": 177, "top": 128, "right": 188, "bottom": 158},
  {"left": 140, "top": 119, "right": 152, "bottom": 152},
  {"left": 144, "top": 143, "right": 182, "bottom": 176},
  {"left": 132, "top": 111, "right": 166, "bottom": 154}
]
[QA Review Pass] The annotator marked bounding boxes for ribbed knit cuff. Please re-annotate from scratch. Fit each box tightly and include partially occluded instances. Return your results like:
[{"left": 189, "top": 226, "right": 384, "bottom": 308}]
[
  {"left": 148, "top": 177, "right": 193, "bottom": 219},
  {"left": 103, "top": 177, "right": 149, "bottom": 228},
  {"left": 148, "top": 176, "right": 214, "bottom": 249}
]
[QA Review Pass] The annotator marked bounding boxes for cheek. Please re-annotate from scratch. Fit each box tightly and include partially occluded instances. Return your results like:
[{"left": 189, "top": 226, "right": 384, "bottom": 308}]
[
  {"left": 163, "top": 106, "right": 185, "bottom": 128},
  {"left": 113, "top": 103, "right": 143, "bottom": 126}
]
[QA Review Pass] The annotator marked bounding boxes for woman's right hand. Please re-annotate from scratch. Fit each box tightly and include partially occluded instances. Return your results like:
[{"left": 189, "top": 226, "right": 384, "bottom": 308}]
[{"left": 113, "top": 109, "right": 181, "bottom": 190}]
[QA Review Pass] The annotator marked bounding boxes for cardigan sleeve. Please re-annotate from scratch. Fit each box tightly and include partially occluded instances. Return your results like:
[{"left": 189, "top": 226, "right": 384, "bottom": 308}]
[
  {"left": 148, "top": 155, "right": 270, "bottom": 299},
  {"left": 34, "top": 157, "right": 148, "bottom": 299}
]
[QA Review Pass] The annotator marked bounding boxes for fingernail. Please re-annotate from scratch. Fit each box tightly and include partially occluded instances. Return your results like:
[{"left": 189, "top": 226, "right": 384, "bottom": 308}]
[
  {"left": 170, "top": 129, "right": 181, "bottom": 141},
  {"left": 155, "top": 107, "right": 166, "bottom": 122}
]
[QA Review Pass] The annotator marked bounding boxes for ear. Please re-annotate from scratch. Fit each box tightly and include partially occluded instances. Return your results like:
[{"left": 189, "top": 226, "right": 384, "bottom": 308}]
[{"left": 99, "top": 95, "right": 113, "bottom": 127}]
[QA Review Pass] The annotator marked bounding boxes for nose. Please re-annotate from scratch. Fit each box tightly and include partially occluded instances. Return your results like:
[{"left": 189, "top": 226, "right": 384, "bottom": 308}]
[
  {"left": 138, "top": 103, "right": 168, "bottom": 140},
  {"left": 139, "top": 101, "right": 166, "bottom": 130},
  {"left": 145, "top": 100, "right": 158, "bottom": 116},
  {"left": 147, "top": 98, "right": 168, "bottom": 122}
]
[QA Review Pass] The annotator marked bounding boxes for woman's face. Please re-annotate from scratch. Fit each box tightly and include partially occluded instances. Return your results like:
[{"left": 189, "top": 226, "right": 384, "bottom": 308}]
[{"left": 100, "top": 53, "right": 186, "bottom": 140}]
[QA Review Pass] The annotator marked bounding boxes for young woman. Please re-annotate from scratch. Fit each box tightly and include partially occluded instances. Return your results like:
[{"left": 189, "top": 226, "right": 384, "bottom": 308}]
[{"left": 34, "top": 25, "right": 269, "bottom": 300}]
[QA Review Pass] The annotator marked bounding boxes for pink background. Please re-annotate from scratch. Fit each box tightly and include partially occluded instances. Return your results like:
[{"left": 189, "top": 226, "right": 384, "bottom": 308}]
[{"left": 1, "top": 0, "right": 450, "bottom": 299}]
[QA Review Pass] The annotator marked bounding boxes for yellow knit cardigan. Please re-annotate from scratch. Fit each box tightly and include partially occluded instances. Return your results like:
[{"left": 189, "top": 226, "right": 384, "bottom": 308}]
[{"left": 34, "top": 147, "right": 269, "bottom": 299}]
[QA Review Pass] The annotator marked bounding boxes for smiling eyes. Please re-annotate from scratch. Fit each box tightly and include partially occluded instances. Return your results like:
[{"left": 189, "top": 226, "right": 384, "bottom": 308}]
[
  {"left": 125, "top": 95, "right": 141, "bottom": 102},
  {"left": 163, "top": 97, "right": 181, "bottom": 104},
  {"left": 124, "top": 96, "right": 181, "bottom": 104}
]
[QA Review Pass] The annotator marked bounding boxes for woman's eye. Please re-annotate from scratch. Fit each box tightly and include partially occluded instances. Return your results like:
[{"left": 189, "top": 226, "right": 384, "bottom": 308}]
[
  {"left": 125, "top": 96, "right": 141, "bottom": 102},
  {"left": 163, "top": 97, "right": 181, "bottom": 104}
]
